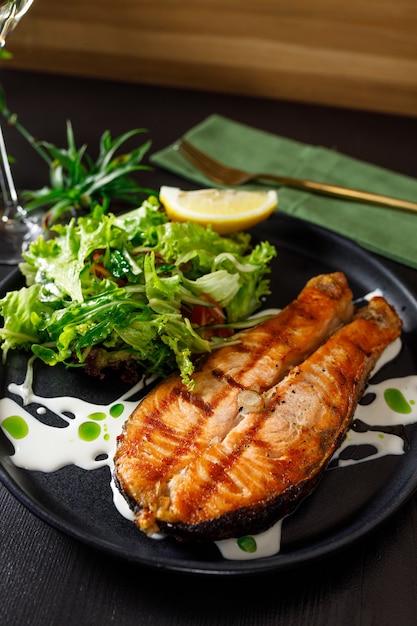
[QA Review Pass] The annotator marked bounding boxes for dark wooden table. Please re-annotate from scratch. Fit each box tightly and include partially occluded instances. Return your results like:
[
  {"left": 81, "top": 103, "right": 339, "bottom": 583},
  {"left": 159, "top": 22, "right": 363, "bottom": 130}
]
[{"left": 1, "top": 68, "right": 417, "bottom": 626}]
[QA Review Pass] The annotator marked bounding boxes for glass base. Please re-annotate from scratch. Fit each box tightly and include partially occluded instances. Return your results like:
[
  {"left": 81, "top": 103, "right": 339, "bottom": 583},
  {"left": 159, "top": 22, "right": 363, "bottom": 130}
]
[{"left": 0, "top": 211, "right": 44, "bottom": 265}]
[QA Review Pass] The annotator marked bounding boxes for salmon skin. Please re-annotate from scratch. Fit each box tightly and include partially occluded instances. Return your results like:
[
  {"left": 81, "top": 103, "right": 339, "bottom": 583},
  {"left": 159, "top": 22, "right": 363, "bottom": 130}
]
[{"left": 114, "top": 273, "right": 400, "bottom": 541}]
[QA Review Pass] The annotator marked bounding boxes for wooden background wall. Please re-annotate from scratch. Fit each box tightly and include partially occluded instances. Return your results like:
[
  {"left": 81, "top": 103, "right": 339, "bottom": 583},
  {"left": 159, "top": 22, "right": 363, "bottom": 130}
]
[{"left": 6, "top": 0, "right": 417, "bottom": 117}]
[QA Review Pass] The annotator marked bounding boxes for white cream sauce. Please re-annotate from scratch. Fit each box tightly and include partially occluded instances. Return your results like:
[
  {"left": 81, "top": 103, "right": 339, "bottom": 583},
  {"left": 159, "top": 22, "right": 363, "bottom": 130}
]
[{"left": 0, "top": 313, "right": 416, "bottom": 561}]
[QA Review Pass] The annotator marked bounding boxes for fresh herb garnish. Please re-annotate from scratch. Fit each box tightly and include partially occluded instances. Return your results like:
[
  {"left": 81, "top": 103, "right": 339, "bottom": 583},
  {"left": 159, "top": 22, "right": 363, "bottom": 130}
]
[{"left": 0, "top": 83, "right": 155, "bottom": 227}]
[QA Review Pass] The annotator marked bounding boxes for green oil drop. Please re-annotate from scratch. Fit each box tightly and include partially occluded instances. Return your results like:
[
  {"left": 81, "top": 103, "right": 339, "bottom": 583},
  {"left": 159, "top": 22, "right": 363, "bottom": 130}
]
[
  {"left": 237, "top": 536, "right": 257, "bottom": 553},
  {"left": 2, "top": 415, "right": 29, "bottom": 439},
  {"left": 384, "top": 388, "right": 412, "bottom": 414},
  {"left": 87, "top": 412, "right": 106, "bottom": 421},
  {"left": 78, "top": 421, "right": 101, "bottom": 441},
  {"left": 110, "top": 403, "right": 124, "bottom": 418}
]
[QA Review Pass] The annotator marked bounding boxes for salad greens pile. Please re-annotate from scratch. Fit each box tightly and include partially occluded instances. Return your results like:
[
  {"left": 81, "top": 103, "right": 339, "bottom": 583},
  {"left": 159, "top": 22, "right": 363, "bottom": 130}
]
[{"left": 0, "top": 197, "right": 276, "bottom": 387}]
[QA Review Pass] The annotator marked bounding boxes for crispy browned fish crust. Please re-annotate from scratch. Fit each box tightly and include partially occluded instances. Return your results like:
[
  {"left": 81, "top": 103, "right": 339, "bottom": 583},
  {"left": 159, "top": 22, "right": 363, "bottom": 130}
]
[{"left": 114, "top": 274, "right": 400, "bottom": 541}]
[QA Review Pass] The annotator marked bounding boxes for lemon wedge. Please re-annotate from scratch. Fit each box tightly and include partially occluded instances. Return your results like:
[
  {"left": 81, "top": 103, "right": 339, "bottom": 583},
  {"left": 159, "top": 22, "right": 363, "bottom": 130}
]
[{"left": 159, "top": 186, "right": 278, "bottom": 234}]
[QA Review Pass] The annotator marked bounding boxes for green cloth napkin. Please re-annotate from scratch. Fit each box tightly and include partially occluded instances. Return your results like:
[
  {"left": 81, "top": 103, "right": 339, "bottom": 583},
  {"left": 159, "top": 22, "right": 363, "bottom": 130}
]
[{"left": 150, "top": 114, "right": 417, "bottom": 269}]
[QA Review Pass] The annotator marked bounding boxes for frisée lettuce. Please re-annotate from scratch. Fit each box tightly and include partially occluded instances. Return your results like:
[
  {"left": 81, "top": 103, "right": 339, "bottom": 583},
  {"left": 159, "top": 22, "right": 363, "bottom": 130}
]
[{"left": 0, "top": 197, "right": 276, "bottom": 387}]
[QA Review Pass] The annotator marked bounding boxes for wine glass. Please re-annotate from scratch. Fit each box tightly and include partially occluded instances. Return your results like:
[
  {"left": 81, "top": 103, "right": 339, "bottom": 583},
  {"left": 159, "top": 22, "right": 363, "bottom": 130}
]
[{"left": 0, "top": 0, "right": 42, "bottom": 265}]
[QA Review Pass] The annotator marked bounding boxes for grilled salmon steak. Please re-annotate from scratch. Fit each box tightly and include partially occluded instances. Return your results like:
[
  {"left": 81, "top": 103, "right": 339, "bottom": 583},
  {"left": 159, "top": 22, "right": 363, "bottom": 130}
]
[{"left": 114, "top": 273, "right": 401, "bottom": 541}]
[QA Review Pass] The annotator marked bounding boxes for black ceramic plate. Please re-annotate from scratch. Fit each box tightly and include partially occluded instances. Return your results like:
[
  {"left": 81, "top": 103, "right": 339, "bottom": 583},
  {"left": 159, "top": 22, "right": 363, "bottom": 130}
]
[{"left": 1, "top": 214, "right": 417, "bottom": 577}]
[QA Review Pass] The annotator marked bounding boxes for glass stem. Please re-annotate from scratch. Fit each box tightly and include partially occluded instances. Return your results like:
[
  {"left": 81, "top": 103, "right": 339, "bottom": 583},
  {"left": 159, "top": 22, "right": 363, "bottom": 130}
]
[{"left": 0, "top": 122, "right": 25, "bottom": 222}]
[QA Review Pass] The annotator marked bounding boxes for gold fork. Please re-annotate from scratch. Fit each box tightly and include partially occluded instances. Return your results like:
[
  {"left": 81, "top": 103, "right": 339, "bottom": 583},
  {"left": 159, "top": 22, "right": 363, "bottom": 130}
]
[{"left": 178, "top": 139, "right": 417, "bottom": 214}]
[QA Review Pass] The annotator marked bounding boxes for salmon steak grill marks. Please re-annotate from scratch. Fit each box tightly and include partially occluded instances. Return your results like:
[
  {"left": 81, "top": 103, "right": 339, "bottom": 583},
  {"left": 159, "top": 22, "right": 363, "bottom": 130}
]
[
  {"left": 114, "top": 272, "right": 354, "bottom": 529},
  {"left": 114, "top": 274, "right": 401, "bottom": 541},
  {"left": 156, "top": 297, "right": 401, "bottom": 540}
]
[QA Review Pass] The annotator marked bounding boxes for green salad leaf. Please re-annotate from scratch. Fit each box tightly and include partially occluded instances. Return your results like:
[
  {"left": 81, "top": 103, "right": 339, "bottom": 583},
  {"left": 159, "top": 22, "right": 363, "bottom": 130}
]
[{"left": 0, "top": 197, "right": 276, "bottom": 387}]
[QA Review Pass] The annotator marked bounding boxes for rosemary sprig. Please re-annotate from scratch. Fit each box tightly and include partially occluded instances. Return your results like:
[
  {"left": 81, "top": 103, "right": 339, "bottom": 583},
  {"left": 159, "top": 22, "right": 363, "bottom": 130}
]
[{"left": 0, "top": 82, "right": 155, "bottom": 227}]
